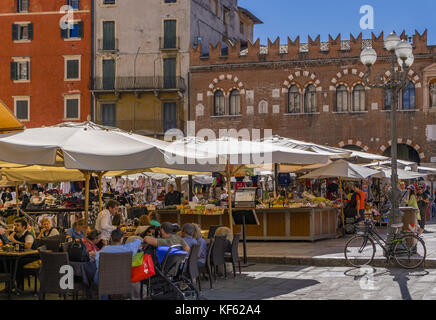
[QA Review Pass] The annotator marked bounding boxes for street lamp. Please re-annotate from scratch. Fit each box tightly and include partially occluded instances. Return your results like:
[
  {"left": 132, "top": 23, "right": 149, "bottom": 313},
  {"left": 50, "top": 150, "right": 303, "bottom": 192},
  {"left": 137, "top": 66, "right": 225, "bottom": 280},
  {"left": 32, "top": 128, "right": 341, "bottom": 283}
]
[{"left": 359, "top": 31, "right": 414, "bottom": 247}]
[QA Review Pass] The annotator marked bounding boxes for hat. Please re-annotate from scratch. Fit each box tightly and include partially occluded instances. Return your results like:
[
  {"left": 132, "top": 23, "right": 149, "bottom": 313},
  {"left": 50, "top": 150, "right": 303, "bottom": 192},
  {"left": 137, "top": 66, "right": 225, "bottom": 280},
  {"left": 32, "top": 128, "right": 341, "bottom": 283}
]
[{"left": 408, "top": 185, "right": 416, "bottom": 192}]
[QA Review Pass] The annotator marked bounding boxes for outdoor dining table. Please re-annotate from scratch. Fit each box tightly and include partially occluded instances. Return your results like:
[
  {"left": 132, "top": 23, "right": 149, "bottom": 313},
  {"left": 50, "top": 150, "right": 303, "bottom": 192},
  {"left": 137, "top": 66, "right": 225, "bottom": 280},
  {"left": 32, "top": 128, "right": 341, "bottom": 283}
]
[{"left": 0, "top": 249, "right": 39, "bottom": 291}]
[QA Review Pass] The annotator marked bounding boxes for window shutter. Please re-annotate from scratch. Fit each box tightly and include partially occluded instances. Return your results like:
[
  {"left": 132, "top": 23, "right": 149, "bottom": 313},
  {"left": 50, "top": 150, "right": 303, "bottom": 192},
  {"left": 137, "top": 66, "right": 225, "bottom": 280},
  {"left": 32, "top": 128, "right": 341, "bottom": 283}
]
[
  {"left": 26, "top": 61, "right": 30, "bottom": 80},
  {"left": 77, "top": 21, "right": 83, "bottom": 38},
  {"left": 28, "top": 23, "right": 33, "bottom": 40},
  {"left": 16, "top": 0, "right": 20, "bottom": 12},
  {"left": 10, "top": 62, "right": 17, "bottom": 80},
  {"left": 12, "top": 24, "right": 18, "bottom": 40},
  {"left": 61, "top": 26, "right": 68, "bottom": 38}
]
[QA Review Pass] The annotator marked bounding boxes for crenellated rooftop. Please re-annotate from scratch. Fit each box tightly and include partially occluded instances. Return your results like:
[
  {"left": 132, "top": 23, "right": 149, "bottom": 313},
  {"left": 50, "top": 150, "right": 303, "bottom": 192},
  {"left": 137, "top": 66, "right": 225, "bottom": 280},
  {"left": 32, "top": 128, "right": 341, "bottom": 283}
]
[{"left": 191, "top": 30, "right": 434, "bottom": 66}]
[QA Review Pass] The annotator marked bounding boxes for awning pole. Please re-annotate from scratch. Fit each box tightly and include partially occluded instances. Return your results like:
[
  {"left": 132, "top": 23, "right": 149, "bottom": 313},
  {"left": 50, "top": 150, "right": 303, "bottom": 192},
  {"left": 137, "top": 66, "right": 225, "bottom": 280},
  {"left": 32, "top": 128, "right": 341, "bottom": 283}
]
[
  {"left": 15, "top": 182, "right": 19, "bottom": 216},
  {"left": 227, "top": 160, "right": 233, "bottom": 233},
  {"left": 339, "top": 177, "right": 345, "bottom": 234}
]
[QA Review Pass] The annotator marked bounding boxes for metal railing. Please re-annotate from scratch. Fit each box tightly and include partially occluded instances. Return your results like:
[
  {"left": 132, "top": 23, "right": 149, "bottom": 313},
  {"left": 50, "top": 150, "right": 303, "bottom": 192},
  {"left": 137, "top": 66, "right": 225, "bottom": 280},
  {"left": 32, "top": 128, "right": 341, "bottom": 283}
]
[
  {"left": 92, "top": 76, "right": 186, "bottom": 91},
  {"left": 159, "top": 36, "right": 180, "bottom": 50},
  {"left": 97, "top": 38, "right": 119, "bottom": 52}
]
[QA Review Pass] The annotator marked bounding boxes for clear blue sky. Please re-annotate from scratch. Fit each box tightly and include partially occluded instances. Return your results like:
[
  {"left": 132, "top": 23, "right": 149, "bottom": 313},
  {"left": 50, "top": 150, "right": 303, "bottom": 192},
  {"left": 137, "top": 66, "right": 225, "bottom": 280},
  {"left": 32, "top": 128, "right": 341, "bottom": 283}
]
[{"left": 238, "top": 0, "right": 436, "bottom": 45}]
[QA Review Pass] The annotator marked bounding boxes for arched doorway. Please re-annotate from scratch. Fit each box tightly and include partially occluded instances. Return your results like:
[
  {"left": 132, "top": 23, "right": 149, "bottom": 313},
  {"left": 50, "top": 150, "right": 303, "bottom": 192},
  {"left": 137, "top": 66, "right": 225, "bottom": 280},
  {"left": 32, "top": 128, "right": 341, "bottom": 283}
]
[
  {"left": 343, "top": 145, "right": 365, "bottom": 152},
  {"left": 382, "top": 144, "right": 421, "bottom": 165}
]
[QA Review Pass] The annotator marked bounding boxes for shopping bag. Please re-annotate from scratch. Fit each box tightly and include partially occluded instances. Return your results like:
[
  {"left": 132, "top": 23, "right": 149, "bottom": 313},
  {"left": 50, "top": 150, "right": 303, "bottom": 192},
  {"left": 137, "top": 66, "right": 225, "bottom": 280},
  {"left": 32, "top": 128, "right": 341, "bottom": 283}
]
[
  {"left": 131, "top": 253, "right": 155, "bottom": 283},
  {"left": 132, "top": 252, "right": 144, "bottom": 267}
]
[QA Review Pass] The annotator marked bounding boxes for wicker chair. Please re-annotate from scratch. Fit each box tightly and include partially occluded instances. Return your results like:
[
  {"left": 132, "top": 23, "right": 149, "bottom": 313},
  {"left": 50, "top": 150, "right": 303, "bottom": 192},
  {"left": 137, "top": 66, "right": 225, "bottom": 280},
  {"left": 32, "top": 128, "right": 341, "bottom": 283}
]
[
  {"left": 211, "top": 236, "right": 228, "bottom": 281},
  {"left": 96, "top": 252, "right": 132, "bottom": 300},
  {"left": 224, "top": 233, "right": 241, "bottom": 277},
  {"left": 184, "top": 243, "right": 201, "bottom": 291},
  {"left": 39, "top": 251, "right": 78, "bottom": 300},
  {"left": 199, "top": 238, "right": 214, "bottom": 289}
]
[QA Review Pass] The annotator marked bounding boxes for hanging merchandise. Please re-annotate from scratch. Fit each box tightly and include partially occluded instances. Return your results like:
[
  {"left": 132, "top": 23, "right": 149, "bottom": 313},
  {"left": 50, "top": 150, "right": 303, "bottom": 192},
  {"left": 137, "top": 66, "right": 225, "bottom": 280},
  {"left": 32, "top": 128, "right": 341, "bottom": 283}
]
[{"left": 278, "top": 173, "right": 291, "bottom": 186}]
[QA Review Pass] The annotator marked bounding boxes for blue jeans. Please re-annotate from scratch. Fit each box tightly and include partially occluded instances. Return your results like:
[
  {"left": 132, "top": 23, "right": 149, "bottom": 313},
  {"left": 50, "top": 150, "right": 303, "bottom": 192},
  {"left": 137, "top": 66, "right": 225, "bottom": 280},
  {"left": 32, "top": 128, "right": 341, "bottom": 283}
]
[{"left": 356, "top": 209, "right": 365, "bottom": 222}]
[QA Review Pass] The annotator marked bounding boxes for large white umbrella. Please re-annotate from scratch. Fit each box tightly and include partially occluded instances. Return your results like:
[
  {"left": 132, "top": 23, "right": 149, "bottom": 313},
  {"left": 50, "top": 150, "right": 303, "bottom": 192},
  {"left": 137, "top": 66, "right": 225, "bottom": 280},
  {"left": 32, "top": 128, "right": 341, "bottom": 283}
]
[
  {"left": 0, "top": 122, "right": 224, "bottom": 172},
  {"left": 300, "top": 159, "right": 380, "bottom": 180},
  {"left": 371, "top": 166, "right": 428, "bottom": 180},
  {"left": 262, "top": 135, "right": 388, "bottom": 162},
  {"left": 169, "top": 136, "right": 330, "bottom": 231}
]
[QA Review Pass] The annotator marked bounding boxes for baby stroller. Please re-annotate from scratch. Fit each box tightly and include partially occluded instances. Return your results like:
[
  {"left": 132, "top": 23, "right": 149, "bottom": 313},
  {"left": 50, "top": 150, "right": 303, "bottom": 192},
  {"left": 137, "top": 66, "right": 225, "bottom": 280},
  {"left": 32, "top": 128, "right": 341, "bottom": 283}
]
[{"left": 142, "top": 245, "right": 200, "bottom": 300}]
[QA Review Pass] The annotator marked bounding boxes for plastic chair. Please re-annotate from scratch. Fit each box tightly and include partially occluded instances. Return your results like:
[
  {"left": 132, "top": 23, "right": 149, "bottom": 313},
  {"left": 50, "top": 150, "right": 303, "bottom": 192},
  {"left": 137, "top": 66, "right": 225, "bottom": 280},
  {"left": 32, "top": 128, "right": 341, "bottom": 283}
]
[
  {"left": 225, "top": 233, "right": 241, "bottom": 277},
  {"left": 199, "top": 238, "right": 214, "bottom": 289},
  {"left": 97, "top": 252, "right": 132, "bottom": 300}
]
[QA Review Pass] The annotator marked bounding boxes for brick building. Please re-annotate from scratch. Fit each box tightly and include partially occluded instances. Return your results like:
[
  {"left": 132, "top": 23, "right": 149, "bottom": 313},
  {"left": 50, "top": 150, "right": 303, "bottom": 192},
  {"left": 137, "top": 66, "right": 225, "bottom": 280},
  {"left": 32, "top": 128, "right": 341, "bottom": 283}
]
[
  {"left": 189, "top": 31, "right": 436, "bottom": 165},
  {"left": 0, "top": 0, "right": 91, "bottom": 128}
]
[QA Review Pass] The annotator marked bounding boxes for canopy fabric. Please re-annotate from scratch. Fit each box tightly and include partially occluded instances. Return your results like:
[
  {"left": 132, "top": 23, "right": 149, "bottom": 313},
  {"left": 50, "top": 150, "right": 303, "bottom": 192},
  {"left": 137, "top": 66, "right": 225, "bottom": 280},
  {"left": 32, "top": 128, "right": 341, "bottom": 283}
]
[
  {"left": 261, "top": 135, "right": 388, "bottom": 163},
  {"left": 371, "top": 166, "right": 428, "bottom": 180},
  {"left": 169, "top": 137, "right": 329, "bottom": 166},
  {"left": 0, "top": 122, "right": 224, "bottom": 172},
  {"left": 300, "top": 159, "right": 380, "bottom": 180},
  {"left": 0, "top": 165, "right": 86, "bottom": 183},
  {"left": 0, "top": 101, "right": 24, "bottom": 133}
]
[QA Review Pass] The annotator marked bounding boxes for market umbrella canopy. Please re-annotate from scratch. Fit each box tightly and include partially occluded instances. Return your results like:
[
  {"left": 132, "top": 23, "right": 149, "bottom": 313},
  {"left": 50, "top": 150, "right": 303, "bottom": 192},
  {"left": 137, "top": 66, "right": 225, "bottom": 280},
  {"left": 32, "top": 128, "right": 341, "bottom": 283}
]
[
  {"left": 300, "top": 159, "right": 380, "bottom": 180},
  {"left": 0, "top": 122, "right": 224, "bottom": 172},
  {"left": 261, "top": 135, "right": 388, "bottom": 163},
  {"left": 371, "top": 166, "right": 428, "bottom": 180},
  {"left": 0, "top": 100, "right": 24, "bottom": 133},
  {"left": 169, "top": 137, "right": 330, "bottom": 166},
  {"left": 0, "top": 165, "right": 86, "bottom": 183}
]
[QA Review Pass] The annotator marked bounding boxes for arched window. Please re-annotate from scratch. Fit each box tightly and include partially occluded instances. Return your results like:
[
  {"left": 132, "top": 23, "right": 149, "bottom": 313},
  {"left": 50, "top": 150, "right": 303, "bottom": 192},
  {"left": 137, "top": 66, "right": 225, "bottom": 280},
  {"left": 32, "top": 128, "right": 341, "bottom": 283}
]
[
  {"left": 382, "top": 144, "right": 420, "bottom": 165},
  {"left": 352, "top": 84, "right": 365, "bottom": 111},
  {"left": 288, "top": 86, "right": 300, "bottom": 113},
  {"left": 384, "top": 88, "right": 391, "bottom": 110},
  {"left": 214, "top": 90, "right": 225, "bottom": 116},
  {"left": 229, "top": 90, "right": 240, "bottom": 115},
  {"left": 336, "top": 85, "right": 348, "bottom": 112},
  {"left": 304, "top": 84, "right": 316, "bottom": 113},
  {"left": 402, "top": 82, "right": 415, "bottom": 110},
  {"left": 258, "top": 100, "right": 268, "bottom": 114}
]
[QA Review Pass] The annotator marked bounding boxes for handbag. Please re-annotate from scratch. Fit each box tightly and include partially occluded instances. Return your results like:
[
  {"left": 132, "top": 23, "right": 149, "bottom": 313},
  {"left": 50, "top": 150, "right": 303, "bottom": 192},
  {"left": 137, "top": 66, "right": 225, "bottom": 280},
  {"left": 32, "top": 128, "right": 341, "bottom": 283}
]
[
  {"left": 67, "top": 241, "right": 90, "bottom": 262},
  {"left": 131, "top": 253, "right": 155, "bottom": 283}
]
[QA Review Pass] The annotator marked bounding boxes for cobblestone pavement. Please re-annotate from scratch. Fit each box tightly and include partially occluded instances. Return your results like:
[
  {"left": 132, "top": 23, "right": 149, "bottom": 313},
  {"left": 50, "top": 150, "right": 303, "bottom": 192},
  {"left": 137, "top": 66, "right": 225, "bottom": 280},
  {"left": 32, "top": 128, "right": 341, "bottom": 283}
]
[{"left": 200, "top": 264, "right": 436, "bottom": 300}]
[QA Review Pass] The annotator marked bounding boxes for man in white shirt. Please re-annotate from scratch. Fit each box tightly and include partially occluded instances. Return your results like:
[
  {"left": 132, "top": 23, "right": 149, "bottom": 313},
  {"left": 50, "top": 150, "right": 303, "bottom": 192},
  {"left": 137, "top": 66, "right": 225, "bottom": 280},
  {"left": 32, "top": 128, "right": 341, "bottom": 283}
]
[{"left": 95, "top": 199, "right": 120, "bottom": 246}]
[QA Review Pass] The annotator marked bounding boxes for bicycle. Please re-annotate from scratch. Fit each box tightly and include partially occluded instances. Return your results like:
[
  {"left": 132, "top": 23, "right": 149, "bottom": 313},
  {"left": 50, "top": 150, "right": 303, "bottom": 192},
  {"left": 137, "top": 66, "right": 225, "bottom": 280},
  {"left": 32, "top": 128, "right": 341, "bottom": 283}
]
[{"left": 344, "top": 218, "right": 426, "bottom": 269}]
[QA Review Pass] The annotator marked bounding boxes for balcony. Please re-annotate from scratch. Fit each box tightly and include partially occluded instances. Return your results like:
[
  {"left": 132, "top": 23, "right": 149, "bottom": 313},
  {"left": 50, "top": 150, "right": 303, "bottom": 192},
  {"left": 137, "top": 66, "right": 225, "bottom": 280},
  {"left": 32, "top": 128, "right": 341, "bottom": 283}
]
[
  {"left": 159, "top": 36, "right": 180, "bottom": 51},
  {"left": 97, "top": 39, "right": 119, "bottom": 53},
  {"left": 91, "top": 76, "right": 186, "bottom": 93}
]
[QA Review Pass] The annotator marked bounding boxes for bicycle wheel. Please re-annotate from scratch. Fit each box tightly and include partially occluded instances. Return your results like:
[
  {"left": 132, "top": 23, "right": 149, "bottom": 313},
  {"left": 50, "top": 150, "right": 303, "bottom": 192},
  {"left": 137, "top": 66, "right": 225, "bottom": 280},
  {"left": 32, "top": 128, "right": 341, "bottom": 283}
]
[
  {"left": 344, "top": 235, "right": 376, "bottom": 267},
  {"left": 393, "top": 234, "right": 426, "bottom": 269}
]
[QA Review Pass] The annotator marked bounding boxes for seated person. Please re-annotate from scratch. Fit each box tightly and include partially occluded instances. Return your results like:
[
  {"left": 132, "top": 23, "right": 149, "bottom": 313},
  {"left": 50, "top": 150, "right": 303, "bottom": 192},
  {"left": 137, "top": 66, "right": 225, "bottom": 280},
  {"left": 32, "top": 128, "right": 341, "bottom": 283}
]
[
  {"left": 135, "top": 214, "right": 151, "bottom": 236},
  {"left": 148, "top": 211, "right": 161, "bottom": 227},
  {"left": 181, "top": 224, "right": 207, "bottom": 268},
  {"left": 37, "top": 218, "right": 60, "bottom": 239},
  {"left": 66, "top": 219, "right": 87, "bottom": 240},
  {"left": 112, "top": 214, "right": 122, "bottom": 229},
  {"left": 93, "top": 228, "right": 143, "bottom": 285},
  {"left": 214, "top": 226, "right": 233, "bottom": 253},
  {"left": 83, "top": 230, "right": 101, "bottom": 261},
  {"left": 144, "top": 222, "right": 190, "bottom": 252},
  {"left": 8, "top": 219, "right": 38, "bottom": 293},
  {"left": 164, "top": 184, "right": 181, "bottom": 206}
]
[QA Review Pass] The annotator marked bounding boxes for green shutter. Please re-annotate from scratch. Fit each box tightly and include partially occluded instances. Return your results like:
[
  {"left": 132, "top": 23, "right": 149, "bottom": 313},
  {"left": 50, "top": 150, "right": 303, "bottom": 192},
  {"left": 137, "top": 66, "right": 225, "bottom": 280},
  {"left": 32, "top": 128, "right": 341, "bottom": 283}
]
[
  {"left": 26, "top": 61, "right": 30, "bottom": 80},
  {"left": 12, "top": 24, "right": 18, "bottom": 40},
  {"left": 103, "top": 21, "right": 115, "bottom": 50},
  {"left": 10, "top": 62, "right": 17, "bottom": 80},
  {"left": 77, "top": 21, "right": 83, "bottom": 38},
  {"left": 164, "top": 20, "right": 176, "bottom": 48},
  {"left": 61, "top": 26, "right": 68, "bottom": 38},
  {"left": 28, "top": 23, "right": 33, "bottom": 40},
  {"left": 163, "top": 58, "right": 176, "bottom": 88},
  {"left": 102, "top": 59, "right": 115, "bottom": 90}
]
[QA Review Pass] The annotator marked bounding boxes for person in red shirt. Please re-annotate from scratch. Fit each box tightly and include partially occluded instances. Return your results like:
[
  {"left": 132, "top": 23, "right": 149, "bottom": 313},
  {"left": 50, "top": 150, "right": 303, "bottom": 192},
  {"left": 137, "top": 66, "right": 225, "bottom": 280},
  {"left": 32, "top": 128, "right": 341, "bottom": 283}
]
[
  {"left": 354, "top": 184, "right": 366, "bottom": 222},
  {"left": 82, "top": 230, "right": 101, "bottom": 260}
]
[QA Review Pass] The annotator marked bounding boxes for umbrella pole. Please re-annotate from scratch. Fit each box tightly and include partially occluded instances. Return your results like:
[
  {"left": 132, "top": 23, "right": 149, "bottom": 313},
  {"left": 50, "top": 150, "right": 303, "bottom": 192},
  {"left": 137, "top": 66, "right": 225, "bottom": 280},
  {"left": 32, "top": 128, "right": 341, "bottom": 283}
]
[
  {"left": 227, "top": 161, "right": 233, "bottom": 233},
  {"left": 97, "top": 172, "right": 105, "bottom": 213},
  {"left": 15, "top": 182, "right": 19, "bottom": 216},
  {"left": 80, "top": 170, "right": 91, "bottom": 229},
  {"left": 339, "top": 177, "right": 345, "bottom": 234}
]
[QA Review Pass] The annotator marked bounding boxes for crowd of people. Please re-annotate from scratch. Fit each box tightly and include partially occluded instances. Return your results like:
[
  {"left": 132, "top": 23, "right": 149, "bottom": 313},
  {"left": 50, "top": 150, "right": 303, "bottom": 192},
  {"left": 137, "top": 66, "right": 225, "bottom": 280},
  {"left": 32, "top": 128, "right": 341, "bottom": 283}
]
[{"left": 0, "top": 196, "right": 234, "bottom": 298}]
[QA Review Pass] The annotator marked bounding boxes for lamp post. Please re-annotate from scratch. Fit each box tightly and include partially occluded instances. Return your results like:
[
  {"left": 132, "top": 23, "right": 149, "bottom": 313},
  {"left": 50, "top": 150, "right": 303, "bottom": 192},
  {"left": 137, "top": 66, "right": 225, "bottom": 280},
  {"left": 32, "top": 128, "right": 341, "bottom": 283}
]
[{"left": 360, "top": 31, "right": 414, "bottom": 246}]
